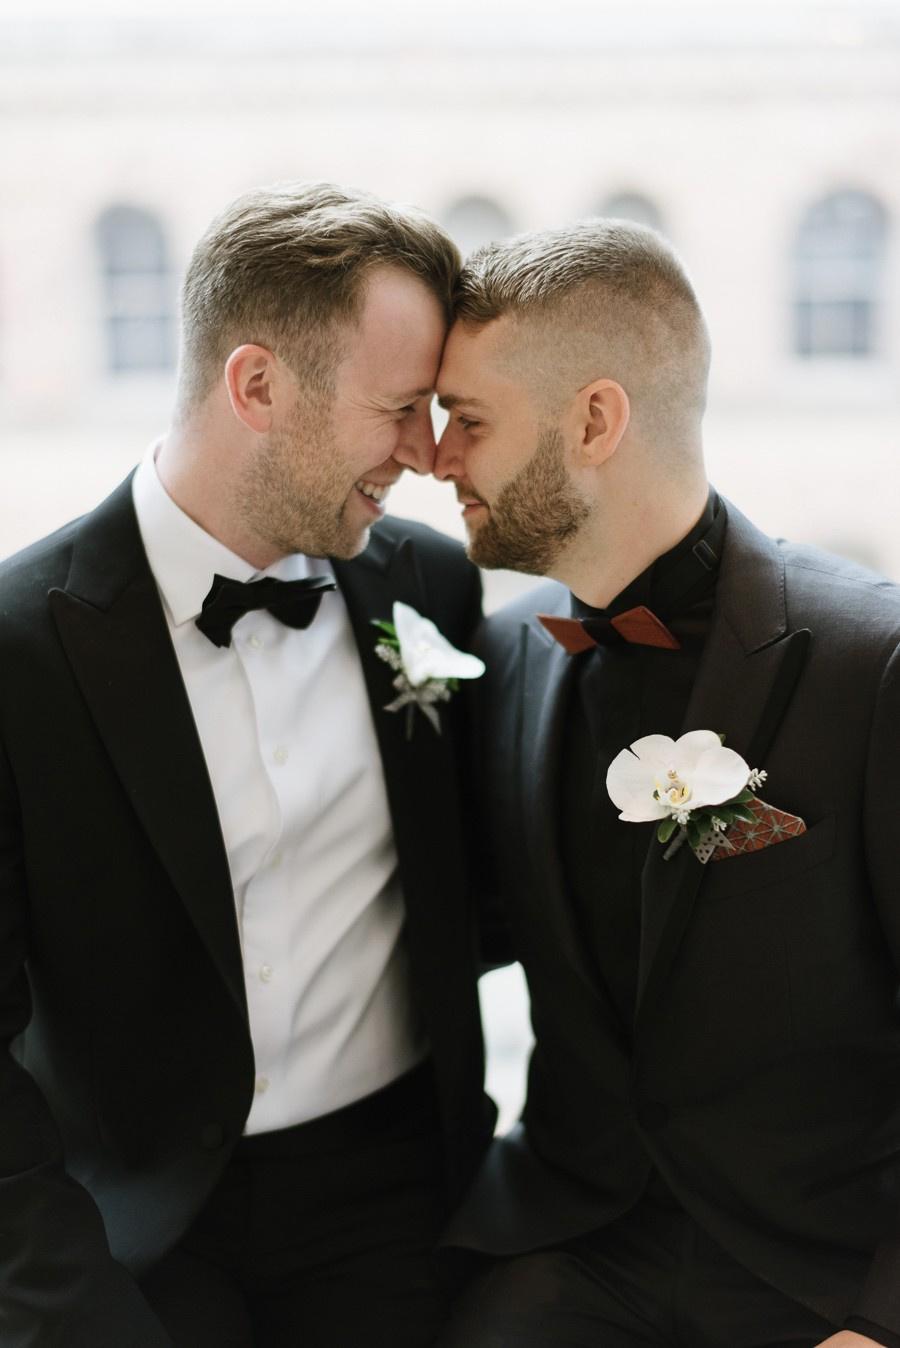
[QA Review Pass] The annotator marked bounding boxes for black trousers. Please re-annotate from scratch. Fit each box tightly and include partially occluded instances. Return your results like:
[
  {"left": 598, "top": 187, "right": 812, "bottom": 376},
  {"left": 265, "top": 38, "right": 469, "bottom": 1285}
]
[
  {"left": 139, "top": 1062, "right": 453, "bottom": 1348},
  {"left": 437, "top": 1184, "right": 839, "bottom": 1348}
]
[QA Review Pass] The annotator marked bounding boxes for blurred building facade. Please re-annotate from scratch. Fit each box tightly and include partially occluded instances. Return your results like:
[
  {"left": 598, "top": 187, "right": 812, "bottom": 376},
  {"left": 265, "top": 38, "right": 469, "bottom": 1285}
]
[{"left": 1, "top": 2, "right": 899, "bottom": 594}]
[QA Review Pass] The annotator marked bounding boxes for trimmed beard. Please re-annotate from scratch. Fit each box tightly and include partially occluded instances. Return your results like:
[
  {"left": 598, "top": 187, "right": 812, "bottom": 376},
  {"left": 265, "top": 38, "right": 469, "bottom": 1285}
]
[
  {"left": 237, "top": 393, "right": 369, "bottom": 561},
  {"left": 468, "top": 425, "right": 589, "bottom": 576}
]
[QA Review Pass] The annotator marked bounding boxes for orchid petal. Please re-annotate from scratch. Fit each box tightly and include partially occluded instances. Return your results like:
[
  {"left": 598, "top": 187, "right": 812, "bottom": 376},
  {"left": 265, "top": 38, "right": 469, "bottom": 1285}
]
[
  {"left": 628, "top": 735, "right": 677, "bottom": 772},
  {"left": 688, "top": 746, "right": 750, "bottom": 808},
  {"left": 606, "top": 747, "right": 670, "bottom": 821},
  {"left": 671, "top": 730, "right": 725, "bottom": 777},
  {"left": 392, "top": 602, "right": 486, "bottom": 687}
]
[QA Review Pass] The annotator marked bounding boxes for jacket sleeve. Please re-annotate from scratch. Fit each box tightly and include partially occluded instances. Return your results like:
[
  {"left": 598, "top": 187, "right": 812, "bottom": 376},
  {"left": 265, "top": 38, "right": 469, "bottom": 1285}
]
[
  {"left": 849, "top": 639, "right": 900, "bottom": 1334},
  {"left": 0, "top": 739, "right": 171, "bottom": 1347}
]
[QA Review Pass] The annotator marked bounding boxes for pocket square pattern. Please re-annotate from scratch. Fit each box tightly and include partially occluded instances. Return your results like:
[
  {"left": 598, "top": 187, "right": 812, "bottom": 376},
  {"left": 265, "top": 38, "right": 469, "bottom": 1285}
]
[{"left": 711, "top": 795, "right": 806, "bottom": 862}]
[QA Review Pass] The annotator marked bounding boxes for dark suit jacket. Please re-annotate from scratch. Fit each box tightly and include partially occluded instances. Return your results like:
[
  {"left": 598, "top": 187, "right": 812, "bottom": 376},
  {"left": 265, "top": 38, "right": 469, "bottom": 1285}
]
[
  {"left": 0, "top": 474, "right": 495, "bottom": 1347},
  {"left": 448, "top": 500, "right": 900, "bottom": 1335}
]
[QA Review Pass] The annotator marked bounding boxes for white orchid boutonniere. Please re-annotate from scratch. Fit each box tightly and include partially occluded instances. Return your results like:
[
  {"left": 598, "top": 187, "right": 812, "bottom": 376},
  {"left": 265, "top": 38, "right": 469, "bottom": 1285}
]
[
  {"left": 372, "top": 602, "right": 485, "bottom": 738},
  {"left": 606, "top": 730, "right": 768, "bottom": 863}
]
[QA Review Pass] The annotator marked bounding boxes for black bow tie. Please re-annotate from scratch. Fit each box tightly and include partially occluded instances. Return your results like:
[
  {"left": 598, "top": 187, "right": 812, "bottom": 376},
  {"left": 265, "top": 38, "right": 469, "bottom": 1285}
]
[{"left": 195, "top": 573, "right": 337, "bottom": 648}]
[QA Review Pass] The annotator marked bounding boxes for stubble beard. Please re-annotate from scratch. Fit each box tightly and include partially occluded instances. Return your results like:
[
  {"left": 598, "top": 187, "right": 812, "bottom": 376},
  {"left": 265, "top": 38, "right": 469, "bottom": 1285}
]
[
  {"left": 467, "top": 426, "right": 590, "bottom": 576},
  {"left": 238, "top": 396, "right": 369, "bottom": 561}
]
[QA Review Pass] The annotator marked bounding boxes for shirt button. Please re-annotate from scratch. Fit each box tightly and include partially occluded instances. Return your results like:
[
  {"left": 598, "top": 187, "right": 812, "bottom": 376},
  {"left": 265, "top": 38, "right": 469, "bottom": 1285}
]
[
  {"left": 249, "top": 634, "right": 263, "bottom": 650},
  {"left": 255, "top": 1075, "right": 269, "bottom": 1095},
  {"left": 273, "top": 746, "right": 289, "bottom": 765},
  {"left": 259, "top": 964, "right": 273, "bottom": 983},
  {"left": 270, "top": 851, "right": 283, "bottom": 870}
]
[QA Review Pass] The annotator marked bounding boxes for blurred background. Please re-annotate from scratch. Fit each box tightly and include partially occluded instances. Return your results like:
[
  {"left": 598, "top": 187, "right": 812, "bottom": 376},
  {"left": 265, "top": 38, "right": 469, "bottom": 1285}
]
[{"left": 3, "top": 0, "right": 899, "bottom": 1129}]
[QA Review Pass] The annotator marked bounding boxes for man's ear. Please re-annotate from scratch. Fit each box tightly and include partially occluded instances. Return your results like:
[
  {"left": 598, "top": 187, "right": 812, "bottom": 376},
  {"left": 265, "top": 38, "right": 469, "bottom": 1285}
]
[
  {"left": 577, "top": 378, "right": 630, "bottom": 466},
  {"left": 223, "top": 344, "right": 280, "bottom": 433}
]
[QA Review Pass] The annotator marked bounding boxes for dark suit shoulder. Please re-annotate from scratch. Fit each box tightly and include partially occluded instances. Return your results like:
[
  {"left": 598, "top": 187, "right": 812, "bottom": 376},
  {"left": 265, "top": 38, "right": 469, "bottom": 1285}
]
[
  {"left": 373, "top": 514, "right": 481, "bottom": 625},
  {"left": 376, "top": 513, "right": 469, "bottom": 568},
  {"left": 780, "top": 539, "right": 900, "bottom": 653},
  {"left": 0, "top": 516, "right": 82, "bottom": 623}
]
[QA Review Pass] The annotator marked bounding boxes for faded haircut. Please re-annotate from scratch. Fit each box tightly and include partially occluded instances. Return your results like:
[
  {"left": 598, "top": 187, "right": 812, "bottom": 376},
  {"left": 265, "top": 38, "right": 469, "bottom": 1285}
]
[
  {"left": 454, "top": 219, "right": 711, "bottom": 449},
  {"left": 176, "top": 181, "right": 460, "bottom": 416}
]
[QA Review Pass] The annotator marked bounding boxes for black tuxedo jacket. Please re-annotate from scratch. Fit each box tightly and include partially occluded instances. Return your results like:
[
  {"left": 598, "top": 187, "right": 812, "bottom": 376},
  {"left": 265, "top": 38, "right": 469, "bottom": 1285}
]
[
  {"left": 449, "top": 501, "right": 900, "bottom": 1335},
  {"left": 0, "top": 474, "right": 495, "bottom": 1346}
]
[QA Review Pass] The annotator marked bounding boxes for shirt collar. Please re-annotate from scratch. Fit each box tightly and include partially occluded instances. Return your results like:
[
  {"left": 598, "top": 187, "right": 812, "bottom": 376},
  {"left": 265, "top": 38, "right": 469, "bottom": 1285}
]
[{"left": 132, "top": 444, "right": 331, "bottom": 627}]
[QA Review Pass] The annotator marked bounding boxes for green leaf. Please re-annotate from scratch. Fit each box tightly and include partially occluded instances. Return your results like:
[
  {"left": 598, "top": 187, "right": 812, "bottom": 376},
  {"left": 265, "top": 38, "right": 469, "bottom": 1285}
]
[
  {"left": 730, "top": 803, "right": 757, "bottom": 823},
  {"left": 733, "top": 788, "right": 755, "bottom": 804},
  {"left": 686, "top": 820, "right": 702, "bottom": 849},
  {"left": 657, "top": 816, "right": 678, "bottom": 844},
  {"left": 712, "top": 807, "right": 735, "bottom": 826}
]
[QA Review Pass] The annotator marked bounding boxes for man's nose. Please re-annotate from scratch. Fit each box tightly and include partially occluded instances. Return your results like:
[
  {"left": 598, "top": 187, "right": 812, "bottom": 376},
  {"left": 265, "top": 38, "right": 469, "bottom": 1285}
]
[
  {"left": 393, "top": 405, "right": 437, "bottom": 475},
  {"left": 433, "top": 420, "right": 463, "bottom": 481}
]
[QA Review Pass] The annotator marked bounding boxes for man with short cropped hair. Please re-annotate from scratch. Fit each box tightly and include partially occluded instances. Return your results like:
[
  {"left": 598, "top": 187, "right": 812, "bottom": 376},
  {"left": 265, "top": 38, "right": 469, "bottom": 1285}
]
[
  {"left": 0, "top": 183, "right": 494, "bottom": 1347},
  {"left": 433, "top": 219, "right": 900, "bottom": 1348}
]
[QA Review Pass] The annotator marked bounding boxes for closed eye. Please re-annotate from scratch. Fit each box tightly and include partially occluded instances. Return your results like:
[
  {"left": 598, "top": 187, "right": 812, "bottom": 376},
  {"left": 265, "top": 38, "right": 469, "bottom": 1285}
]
[{"left": 457, "top": 415, "right": 481, "bottom": 431}]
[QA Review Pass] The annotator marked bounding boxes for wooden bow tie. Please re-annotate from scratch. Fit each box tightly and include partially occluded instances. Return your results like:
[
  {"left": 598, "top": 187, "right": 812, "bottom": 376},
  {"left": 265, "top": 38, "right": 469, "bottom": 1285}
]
[{"left": 538, "top": 605, "right": 681, "bottom": 654}]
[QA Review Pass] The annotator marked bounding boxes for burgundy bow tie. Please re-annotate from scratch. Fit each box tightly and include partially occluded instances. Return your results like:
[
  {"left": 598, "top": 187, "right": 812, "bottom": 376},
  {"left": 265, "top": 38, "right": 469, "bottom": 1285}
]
[{"left": 538, "top": 605, "right": 681, "bottom": 654}]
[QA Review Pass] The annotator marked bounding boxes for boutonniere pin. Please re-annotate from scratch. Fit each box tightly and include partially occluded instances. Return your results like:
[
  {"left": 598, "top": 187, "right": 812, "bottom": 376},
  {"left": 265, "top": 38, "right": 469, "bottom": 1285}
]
[
  {"left": 606, "top": 730, "right": 767, "bottom": 864},
  {"left": 372, "top": 602, "right": 485, "bottom": 738}
]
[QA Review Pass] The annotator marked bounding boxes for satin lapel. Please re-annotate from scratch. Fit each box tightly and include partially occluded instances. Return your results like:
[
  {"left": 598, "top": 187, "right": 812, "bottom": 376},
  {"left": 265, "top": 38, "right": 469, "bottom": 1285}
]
[
  {"left": 634, "top": 503, "right": 812, "bottom": 1033},
  {"left": 518, "top": 617, "right": 598, "bottom": 989},
  {"left": 48, "top": 476, "right": 246, "bottom": 1016},
  {"left": 331, "top": 531, "right": 461, "bottom": 941}
]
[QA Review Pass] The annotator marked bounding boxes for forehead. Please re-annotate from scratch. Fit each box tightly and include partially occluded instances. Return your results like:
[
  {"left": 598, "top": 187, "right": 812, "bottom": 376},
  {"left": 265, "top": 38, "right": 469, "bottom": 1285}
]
[
  {"left": 340, "top": 265, "right": 447, "bottom": 385},
  {"left": 358, "top": 265, "right": 444, "bottom": 334},
  {"left": 437, "top": 317, "right": 520, "bottom": 403}
]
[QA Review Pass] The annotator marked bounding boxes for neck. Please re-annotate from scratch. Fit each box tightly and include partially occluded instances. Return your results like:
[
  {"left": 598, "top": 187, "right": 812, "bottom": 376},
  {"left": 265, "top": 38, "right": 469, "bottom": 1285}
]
[
  {"left": 554, "top": 475, "right": 711, "bottom": 609},
  {"left": 155, "top": 418, "right": 282, "bottom": 571}
]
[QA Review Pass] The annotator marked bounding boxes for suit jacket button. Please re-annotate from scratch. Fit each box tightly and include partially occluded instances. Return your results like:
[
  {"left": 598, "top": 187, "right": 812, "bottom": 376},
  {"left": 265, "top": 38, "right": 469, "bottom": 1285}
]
[
  {"left": 200, "top": 1123, "right": 225, "bottom": 1151},
  {"left": 636, "top": 1100, "right": 669, "bottom": 1131}
]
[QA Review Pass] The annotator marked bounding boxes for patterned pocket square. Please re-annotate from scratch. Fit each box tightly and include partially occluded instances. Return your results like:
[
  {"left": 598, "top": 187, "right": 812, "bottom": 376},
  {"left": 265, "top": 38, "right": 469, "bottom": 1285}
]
[{"left": 711, "top": 795, "right": 807, "bottom": 862}]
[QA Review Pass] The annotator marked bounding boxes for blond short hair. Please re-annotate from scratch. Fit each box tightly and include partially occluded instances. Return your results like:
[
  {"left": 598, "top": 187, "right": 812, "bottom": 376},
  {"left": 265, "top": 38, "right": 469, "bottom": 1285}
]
[
  {"left": 177, "top": 181, "right": 460, "bottom": 413},
  {"left": 454, "top": 219, "right": 710, "bottom": 445}
]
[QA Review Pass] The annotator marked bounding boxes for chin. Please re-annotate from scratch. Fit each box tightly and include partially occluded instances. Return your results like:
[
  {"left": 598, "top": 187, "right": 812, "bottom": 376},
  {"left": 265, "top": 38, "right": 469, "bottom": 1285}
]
[{"left": 325, "top": 524, "right": 372, "bottom": 562}]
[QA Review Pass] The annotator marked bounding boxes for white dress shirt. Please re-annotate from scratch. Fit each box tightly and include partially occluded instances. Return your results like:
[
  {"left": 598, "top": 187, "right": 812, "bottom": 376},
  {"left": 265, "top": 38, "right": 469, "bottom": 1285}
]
[{"left": 132, "top": 448, "right": 426, "bottom": 1133}]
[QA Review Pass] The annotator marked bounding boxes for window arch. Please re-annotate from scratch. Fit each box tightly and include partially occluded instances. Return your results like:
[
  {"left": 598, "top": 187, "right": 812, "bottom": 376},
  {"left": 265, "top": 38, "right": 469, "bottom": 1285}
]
[
  {"left": 599, "top": 192, "right": 665, "bottom": 233},
  {"left": 95, "top": 205, "right": 175, "bottom": 373},
  {"left": 441, "top": 195, "right": 515, "bottom": 258},
  {"left": 792, "top": 190, "right": 887, "bottom": 358}
]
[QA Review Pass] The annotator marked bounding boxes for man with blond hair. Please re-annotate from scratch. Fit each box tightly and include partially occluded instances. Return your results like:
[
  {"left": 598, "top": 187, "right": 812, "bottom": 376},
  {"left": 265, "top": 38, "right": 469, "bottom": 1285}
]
[
  {"left": 433, "top": 219, "right": 900, "bottom": 1348},
  {"left": 0, "top": 183, "right": 495, "bottom": 1346}
]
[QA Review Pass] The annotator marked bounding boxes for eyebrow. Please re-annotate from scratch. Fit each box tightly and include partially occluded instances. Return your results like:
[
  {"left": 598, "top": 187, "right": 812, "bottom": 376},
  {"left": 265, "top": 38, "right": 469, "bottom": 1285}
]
[
  {"left": 436, "top": 394, "right": 491, "bottom": 411},
  {"left": 390, "top": 387, "right": 434, "bottom": 402}
]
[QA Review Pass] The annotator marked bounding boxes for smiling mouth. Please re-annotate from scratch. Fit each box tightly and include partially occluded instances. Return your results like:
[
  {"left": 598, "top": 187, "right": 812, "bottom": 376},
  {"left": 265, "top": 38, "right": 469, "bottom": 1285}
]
[{"left": 356, "top": 479, "right": 392, "bottom": 505}]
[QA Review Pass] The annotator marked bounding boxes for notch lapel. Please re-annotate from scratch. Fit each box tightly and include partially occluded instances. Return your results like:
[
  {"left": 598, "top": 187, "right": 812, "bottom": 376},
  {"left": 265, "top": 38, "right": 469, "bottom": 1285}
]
[
  {"left": 634, "top": 503, "right": 812, "bottom": 1032},
  {"left": 49, "top": 476, "right": 246, "bottom": 1016}
]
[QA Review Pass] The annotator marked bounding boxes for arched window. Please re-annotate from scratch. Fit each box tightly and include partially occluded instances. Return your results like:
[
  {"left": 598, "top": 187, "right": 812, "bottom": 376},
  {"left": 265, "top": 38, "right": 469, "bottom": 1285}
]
[
  {"left": 599, "top": 192, "right": 665, "bottom": 233},
  {"left": 793, "top": 190, "right": 887, "bottom": 358},
  {"left": 95, "top": 206, "right": 175, "bottom": 373},
  {"left": 441, "top": 196, "right": 515, "bottom": 258}
]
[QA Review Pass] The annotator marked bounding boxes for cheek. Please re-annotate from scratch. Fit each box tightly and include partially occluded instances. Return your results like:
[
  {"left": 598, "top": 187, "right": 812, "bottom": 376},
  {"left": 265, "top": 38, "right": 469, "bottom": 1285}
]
[{"left": 471, "top": 437, "right": 516, "bottom": 492}]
